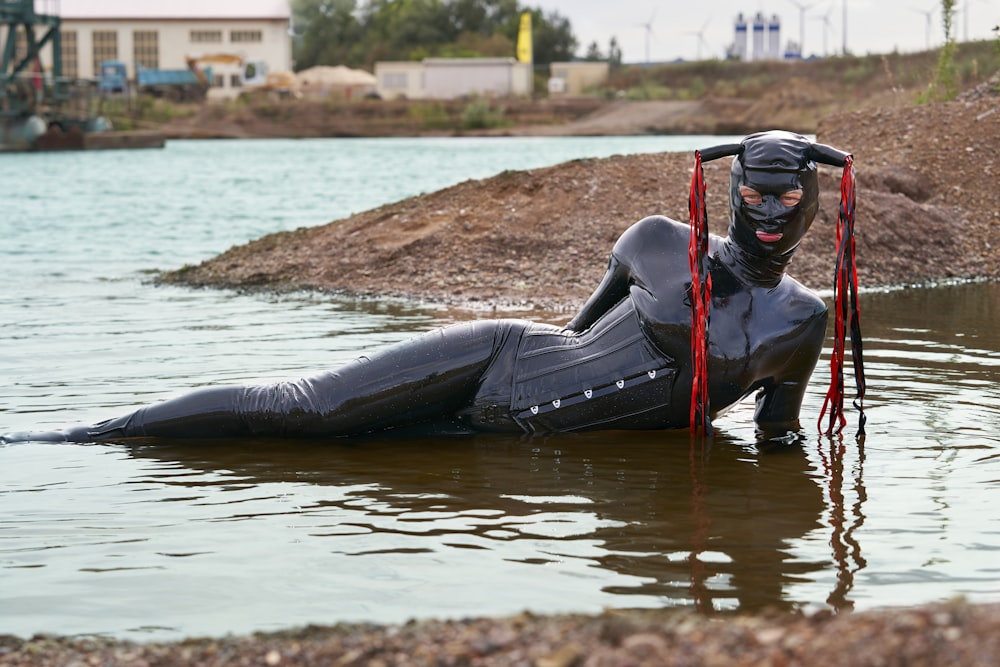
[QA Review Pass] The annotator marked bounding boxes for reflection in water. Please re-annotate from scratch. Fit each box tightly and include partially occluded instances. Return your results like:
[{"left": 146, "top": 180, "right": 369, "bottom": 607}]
[
  {"left": 818, "top": 435, "right": 867, "bottom": 610},
  {"left": 4, "top": 282, "right": 1000, "bottom": 640},
  {"left": 123, "top": 427, "right": 833, "bottom": 615}
]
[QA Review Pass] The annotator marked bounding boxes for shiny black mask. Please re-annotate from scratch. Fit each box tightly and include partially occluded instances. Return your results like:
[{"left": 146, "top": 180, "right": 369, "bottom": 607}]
[{"left": 727, "top": 131, "right": 820, "bottom": 259}]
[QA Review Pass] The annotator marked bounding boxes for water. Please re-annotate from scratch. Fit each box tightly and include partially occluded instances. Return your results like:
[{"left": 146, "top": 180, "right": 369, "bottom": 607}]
[{"left": 1, "top": 137, "right": 998, "bottom": 641}]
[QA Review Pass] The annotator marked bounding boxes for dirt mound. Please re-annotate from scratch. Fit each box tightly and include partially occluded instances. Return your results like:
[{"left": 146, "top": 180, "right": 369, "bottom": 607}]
[{"left": 163, "top": 93, "right": 1000, "bottom": 313}]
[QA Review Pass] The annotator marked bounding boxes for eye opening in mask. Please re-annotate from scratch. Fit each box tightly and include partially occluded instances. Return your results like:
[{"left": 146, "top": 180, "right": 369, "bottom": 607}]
[{"left": 738, "top": 185, "right": 803, "bottom": 207}]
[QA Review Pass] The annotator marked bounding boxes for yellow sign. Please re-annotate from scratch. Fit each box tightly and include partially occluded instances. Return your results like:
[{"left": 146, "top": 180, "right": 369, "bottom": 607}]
[{"left": 516, "top": 12, "right": 533, "bottom": 64}]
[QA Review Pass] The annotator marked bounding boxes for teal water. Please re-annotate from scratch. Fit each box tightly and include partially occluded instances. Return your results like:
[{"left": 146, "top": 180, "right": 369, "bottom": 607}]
[{"left": 1, "top": 137, "right": 998, "bottom": 640}]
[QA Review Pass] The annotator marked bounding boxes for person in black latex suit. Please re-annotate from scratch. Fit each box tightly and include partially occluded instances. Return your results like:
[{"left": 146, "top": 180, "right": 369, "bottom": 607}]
[{"left": 2, "top": 130, "right": 835, "bottom": 444}]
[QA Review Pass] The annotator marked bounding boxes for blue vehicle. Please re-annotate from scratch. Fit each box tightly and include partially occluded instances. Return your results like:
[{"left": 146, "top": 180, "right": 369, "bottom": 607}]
[
  {"left": 135, "top": 63, "right": 212, "bottom": 101},
  {"left": 99, "top": 60, "right": 127, "bottom": 94}
]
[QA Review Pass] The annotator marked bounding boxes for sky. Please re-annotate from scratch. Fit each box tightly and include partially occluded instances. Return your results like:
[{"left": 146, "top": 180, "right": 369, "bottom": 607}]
[{"left": 529, "top": 0, "right": 999, "bottom": 63}]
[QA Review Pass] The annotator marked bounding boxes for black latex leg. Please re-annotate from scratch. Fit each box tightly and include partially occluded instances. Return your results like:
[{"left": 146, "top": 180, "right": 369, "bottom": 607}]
[{"left": 4, "top": 320, "right": 520, "bottom": 442}]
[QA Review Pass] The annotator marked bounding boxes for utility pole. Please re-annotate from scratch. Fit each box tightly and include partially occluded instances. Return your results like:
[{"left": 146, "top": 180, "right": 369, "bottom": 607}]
[
  {"left": 842, "top": 0, "right": 848, "bottom": 55},
  {"left": 789, "top": 0, "right": 816, "bottom": 56}
]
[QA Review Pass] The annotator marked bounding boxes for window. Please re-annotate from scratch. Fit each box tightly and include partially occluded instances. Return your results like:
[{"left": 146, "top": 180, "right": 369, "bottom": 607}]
[
  {"left": 230, "top": 30, "right": 262, "bottom": 43},
  {"left": 190, "top": 30, "right": 222, "bottom": 44},
  {"left": 382, "top": 72, "right": 408, "bottom": 88},
  {"left": 229, "top": 73, "right": 242, "bottom": 88},
  {"left": 91, "top": 30, "right": 118, "bottom": 77},
  {"left": 133, "top": 30, "right": 159, "bottom": 70},
  {"left": 61, "top": 30, "right": 79, "bottom": 79}
]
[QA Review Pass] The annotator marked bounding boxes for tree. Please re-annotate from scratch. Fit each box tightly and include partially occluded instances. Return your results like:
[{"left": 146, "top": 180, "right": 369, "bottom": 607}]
[
  {"left": 583, "top": 36, "right": 621, "bottom": 66},
  {"left": 920, "top": 0, "right": 958, "bottom": 102},
  {"left": 526, "top": 9, "right": 577, "bottom": 64},
  {"left": 584, "top": 41, "right": 604, "bottom": 62},
  {"left": 607, "top": 37, "right": 622, "bottom": 68},
  {"left": 290, "top": 0, "right": 579, "bottom": 69},
  {"left": 443, "top": 32, "right": 516, "bottom": 58},
  {"left": 293, "top": 0, "right": 364, "bottom": 70},
  {"left": 450, "top": 0, "right": 520, "bottom": 35},
  {"left": 362, "top": 0, "right": 454, "bottom": 61}
]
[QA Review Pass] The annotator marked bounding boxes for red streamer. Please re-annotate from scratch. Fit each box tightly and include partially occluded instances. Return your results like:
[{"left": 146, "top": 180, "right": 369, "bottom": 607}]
[
  {"left": 688, "top": 151, "right": 713, "bottom": 436},
  {"left": 819, "top": 156, "right": 867, "bottom": 437}
]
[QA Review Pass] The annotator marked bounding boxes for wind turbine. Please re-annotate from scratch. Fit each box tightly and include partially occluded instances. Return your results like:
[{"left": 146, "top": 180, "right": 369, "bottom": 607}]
[
  {"left": 963, "top": 0, "right": 968, "bottom": 42},
  {"left": 638, "top": 9, "right": 657, "bottom": 64},
  {"left": 959, "top": 0, "right": 987, "bottom": 43},
  {"left": 686, "top": 18, "right": 711, "bottom": 61},
  {"left": 841, "top": 0, "right": 848, "bottom": 55},
  {"left": 912, "top": 4, "right": 936, "bottom": 50},
  {"left": 788, "top": 0, "right": 816, "bottom": 57},
  {"left": 811, "top": 3, "right": 835, "bottom": 56}
]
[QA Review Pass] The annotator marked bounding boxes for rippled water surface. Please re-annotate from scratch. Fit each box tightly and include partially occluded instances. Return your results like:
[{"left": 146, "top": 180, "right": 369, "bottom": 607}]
[{"left": 1, "top": 137, "right": 998, "bottom": 640}]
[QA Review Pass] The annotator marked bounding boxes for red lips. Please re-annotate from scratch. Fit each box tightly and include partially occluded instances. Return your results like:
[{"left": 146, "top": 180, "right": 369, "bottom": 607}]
[{"left": 756, "top": 231, "right": 783, "bottom": 243}]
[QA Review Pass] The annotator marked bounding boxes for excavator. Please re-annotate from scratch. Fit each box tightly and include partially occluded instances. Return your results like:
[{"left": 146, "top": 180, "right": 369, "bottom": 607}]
[
  {"left": 130, "top": 53, "right": 297, "bottom": 101},
  {"left": 185, "top": 53, "right": 297, "bottom": 99}
]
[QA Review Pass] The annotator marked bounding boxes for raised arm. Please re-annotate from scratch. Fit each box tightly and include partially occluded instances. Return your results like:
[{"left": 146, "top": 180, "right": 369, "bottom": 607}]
[
  {"left": 566, "top": 216, "right": 690, "bottom": 334},
  {"left": 564, "top": 253, "right": 631, "bottom": 332}
]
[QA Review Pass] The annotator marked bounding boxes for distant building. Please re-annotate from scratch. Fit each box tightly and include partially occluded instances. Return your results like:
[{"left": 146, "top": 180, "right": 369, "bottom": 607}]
[
  {"left": 752, "top": 12, "right": 766, "bottom": 60},
  {"left": 374, "top": 61, "right": 425, "bottom": 100},
  {"left": 375, "top": 58, "right": 532, "bottom": 100},
  {"left": 547, "top": 62, "right": 609, "bottom": 97},
  {"left": 732, "top": 13, "right": 749, "bottom": 61},
  {"left": 22, "top": 0, "right": 292, "bottom": 98},
  {"left": 730, "top": 9, "right": 789, "bottom": 61},
  {"left": 767, "top": 14, "right": 781, "bottom": 60}
]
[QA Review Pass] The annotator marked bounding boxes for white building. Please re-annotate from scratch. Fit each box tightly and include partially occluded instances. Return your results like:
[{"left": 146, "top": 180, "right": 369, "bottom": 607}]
[
  {"left": 730, "top": 10, "right": 786, "bottom": 61},
  {"left": 28, "top": 0, "right": 292, "bottom": 98},
  {"left": 766, "top": 14, "right": 782, "bottom": 60},
  {"left": 376, "top": 58, "right": 532, "bottom": 100},
  {"left": 374, "top": 61, "right": 426, "bottom": 100},
  {"left": 732, "top": 13, "right": 749, "bottom": 61},
  {"left": 751, "top": 12, "right": 766, "bottom": 60},
  {"left": 548, "top": 61, "right": 609, "bottom": 97}
]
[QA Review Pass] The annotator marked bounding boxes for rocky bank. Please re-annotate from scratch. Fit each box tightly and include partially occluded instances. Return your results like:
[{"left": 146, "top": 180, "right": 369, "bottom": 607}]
[
  {"left": 3, "top": 600, "right": 999, "bottom": 666},
  {"left": 162, "top": 88, "right": 1000, "bottom": 314}
]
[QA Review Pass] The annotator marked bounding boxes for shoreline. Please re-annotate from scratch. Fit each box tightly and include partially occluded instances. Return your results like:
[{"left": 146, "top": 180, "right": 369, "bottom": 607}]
[{"left": 4, "top": 599, "right": 999, "bottom": 665}]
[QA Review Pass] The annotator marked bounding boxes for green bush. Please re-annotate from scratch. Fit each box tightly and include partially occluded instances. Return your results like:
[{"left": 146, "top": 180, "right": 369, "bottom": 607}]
[
  {"left": 409, "top": 102, "right": 452, "bottom": 130},
  {"left": 460, "top": 96, "right": 509, "bottom": 130},
  {"left": 624, "top": 82, "right": 671, "bottom": 100},
  {"left": 918, "top": 0, "right": 959, "bottom": 103},
  {"left": 994, "top": 27, "right": 1000, "bottom": 90}
]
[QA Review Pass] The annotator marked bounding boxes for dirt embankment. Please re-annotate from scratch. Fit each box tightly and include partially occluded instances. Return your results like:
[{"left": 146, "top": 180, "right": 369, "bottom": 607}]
[{"left": 162, "top": 82, "right": 1000, "bottom": 313}]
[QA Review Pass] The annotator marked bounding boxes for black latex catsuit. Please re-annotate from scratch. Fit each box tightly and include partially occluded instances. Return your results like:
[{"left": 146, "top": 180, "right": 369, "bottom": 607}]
[{"left": 3, "top": 131, "right": 832, "bottom": 443}]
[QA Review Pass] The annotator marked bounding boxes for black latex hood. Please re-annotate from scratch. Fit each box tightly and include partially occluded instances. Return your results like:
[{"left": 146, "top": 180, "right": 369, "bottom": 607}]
[{"left": 719, "top": 130, "right": 820, "bottom": 285}]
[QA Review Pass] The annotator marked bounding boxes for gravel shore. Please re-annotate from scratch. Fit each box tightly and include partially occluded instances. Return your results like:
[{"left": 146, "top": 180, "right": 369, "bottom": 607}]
[{"left": 4, "top": 600, "right": 999, "bottom": 666}]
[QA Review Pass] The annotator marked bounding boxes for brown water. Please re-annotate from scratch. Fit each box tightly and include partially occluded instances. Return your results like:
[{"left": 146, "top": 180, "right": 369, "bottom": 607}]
[{"left": 3, "top": 282, "right": 998, "bottom": 640}]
